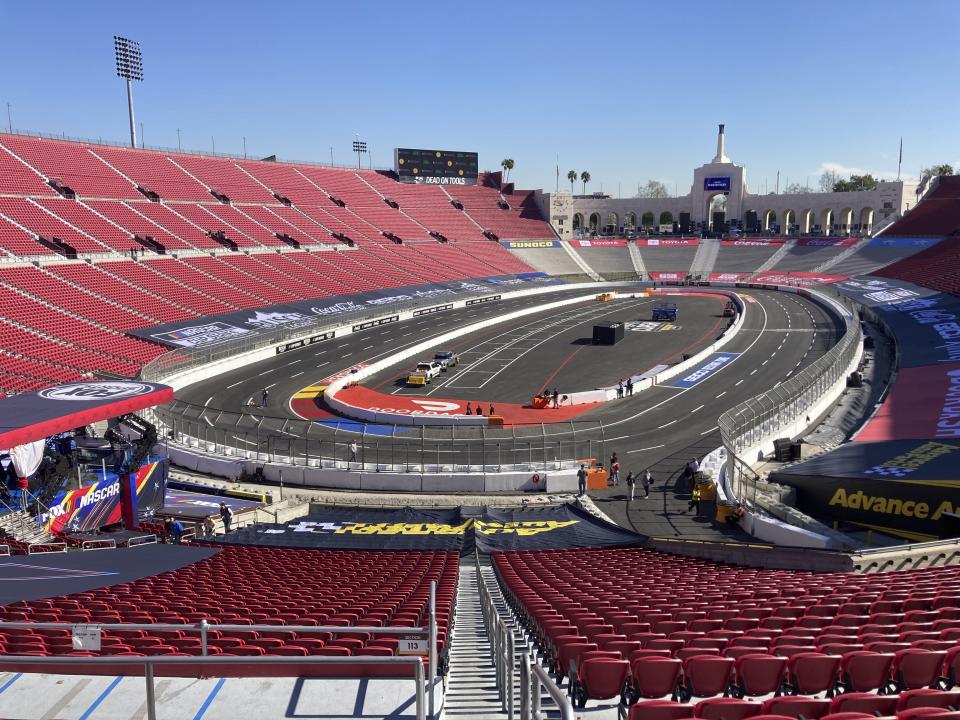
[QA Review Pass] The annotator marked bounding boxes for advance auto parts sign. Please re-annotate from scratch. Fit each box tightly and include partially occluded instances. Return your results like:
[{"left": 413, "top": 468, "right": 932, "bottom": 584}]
[
  {"left": 210, "top": 504, "right": 643, "bottom": 552},
  {"left": 770, "top": 440, "right": 960, "bottom": 540}
]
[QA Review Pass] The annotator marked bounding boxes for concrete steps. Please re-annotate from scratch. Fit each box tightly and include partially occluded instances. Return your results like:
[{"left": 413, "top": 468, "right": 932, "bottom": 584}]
[{"left": 444, "top": 560, "right": 512, "bottom": 719}]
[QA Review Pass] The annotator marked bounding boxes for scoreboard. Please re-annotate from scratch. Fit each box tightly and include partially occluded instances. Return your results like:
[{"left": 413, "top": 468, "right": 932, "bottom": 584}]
[{"left": 394, "top": 148, "right": 479, "bottom": 186}]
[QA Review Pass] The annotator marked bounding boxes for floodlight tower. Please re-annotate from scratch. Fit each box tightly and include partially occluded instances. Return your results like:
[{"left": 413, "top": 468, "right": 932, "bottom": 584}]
[
  {"left": 114, "top": 36, "right": 143, "bottom": 148},
  {"left": 352, "top": 137, "right": 367, "bottom": 169}
]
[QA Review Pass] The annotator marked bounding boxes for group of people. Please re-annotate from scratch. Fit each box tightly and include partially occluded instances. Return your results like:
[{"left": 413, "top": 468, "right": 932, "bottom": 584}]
[
  {"left": 616, "top": 378, "right": 634, "bottom": 398},
  {"left": 464, "top": 403, "right": 495, "bottom": 416},
  {"left": 538, "top": 388, "right": 564, "bottom": 408},
  {"left": 164, "top": 502, "right": 234, "bottom": 543},
  {"left": 576, "top": 452, "right": 654, "bottom": 501}
]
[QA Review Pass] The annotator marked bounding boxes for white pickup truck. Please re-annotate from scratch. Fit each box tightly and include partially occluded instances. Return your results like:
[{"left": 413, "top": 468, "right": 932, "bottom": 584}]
[{"left": 406, "top": 360, "right": 443, "bottom": 386}]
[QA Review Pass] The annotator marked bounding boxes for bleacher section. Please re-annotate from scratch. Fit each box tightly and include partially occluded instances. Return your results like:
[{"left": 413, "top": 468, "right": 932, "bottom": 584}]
[
  {"left": 636, "top": 242, "right": 700, "bottom": 273},
  {"left": 0, "top": 133, "right": 555, "bottom": 392},
  {"left": 495, "top": 546, "right": 960, "bottom": 715},
  {"left": 712, "top": 243, "right": 783, "bottom": 272},
  {"left": 0, "top": 546, "right": 457, "bottom": 660},
  {"left": 829, "top": 240, "right": 941, "bottom": 277},
  {"left": 873, "top": 239, "right": 960, "bottom": 294},
  {"left": 882, "top": 177, "right": 960, "bottom": 237},
  {"left": 570, "top": 244, "right": 635, "bottom": 278}
]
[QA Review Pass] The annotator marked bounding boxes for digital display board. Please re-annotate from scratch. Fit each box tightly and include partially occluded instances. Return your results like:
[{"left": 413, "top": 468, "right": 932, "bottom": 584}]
[
  {"left": 704, "top": 176, "right": 731, "bottom": 191},
  {"left": 395, "top": 148, "right": 479, "bottom": 185}
]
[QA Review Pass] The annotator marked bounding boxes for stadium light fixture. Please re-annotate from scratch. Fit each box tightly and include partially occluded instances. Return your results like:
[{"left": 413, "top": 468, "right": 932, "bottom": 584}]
[
  {"left": 353, "top": 138, "right": 367, "bottom": 169},
  {"left": 114, "top": 35, "right": 143, "bottom": 148}
]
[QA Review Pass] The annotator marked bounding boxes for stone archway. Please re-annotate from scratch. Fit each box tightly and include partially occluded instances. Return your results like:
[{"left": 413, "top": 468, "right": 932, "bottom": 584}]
[
  {"left": 659, "top": 211, "right": 673, "bottom": 229},
  {"left": 606, "top": 212, "right": 619, "bottom": 235},
  {"left": 641, "top": 211, "right": 655, "bottom": 229},
  {"left": 859, "top": 207, "right": 874, "bottom": 235},
  {"left": 763, "top": 210, "right": 778, "bottom": 232},
  {"left": 624, "top": 212, "right": 637, "bottom": 230},
  {"left": 839, "top": 207, "right": 853, "bottom": 235},
  {"left": 801, "top": 209, "right": 815, "bottom": 235},
  {"left": 819, "top": 209, "right": 834, "bottom": 236},
  {"left": 588, "top": 212, "right": 601, "bottom": 234},
  {"left": 572, "top": 213, "right": 584, "bottom": 232},
  {"left": 783, "top": 209, "right": 796, "bottom": 235}
]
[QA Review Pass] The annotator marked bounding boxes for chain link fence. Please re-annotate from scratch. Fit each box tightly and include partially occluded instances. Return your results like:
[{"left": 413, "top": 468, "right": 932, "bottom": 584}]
[
  {"left": 147, "top": 401, "right": 610, "bottom": 474},
  {"left": 718, "top": 292, "right": 862, "bottom": 497}
]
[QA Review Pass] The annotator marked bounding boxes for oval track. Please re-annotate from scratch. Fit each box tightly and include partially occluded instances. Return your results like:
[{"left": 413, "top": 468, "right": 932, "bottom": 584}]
[{"left": 175, "top": 287, "right": 840, "bottom": 474}]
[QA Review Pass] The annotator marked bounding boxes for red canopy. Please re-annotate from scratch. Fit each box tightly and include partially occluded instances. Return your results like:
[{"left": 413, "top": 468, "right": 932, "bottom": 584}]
[{"left": 0, "top": 381, "right": 173, "bottom": 449}]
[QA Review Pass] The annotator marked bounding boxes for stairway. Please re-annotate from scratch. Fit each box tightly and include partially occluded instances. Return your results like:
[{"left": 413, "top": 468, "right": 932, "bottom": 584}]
[
  {"left": 0, "top": 509, "right": 56, "bottom": 545},
  {"left": 445, "top": 558, "right": 511, "bottom": 718},
  {"left": 752, "top": 238, "right": 796, "bottom": 273},
  {"left": 689, "top": 238, "right": 720, "bottom": 278},
  {"left": 627, "top": 239, "right": 647, "bottom": 278},
  {"left": 560, "top": 241, "right": 603, "bottom": 281}
]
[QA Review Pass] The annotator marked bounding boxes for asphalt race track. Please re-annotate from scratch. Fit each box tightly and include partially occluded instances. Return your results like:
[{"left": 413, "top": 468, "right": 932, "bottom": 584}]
[{"left": 176, "top": 287, "right": 840, "bottom": 478}]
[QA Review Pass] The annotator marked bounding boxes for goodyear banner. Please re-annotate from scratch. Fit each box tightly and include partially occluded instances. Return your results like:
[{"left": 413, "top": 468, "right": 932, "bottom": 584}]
[
  {"left": 38, "top": 459, "right": 168, "bottom": 534},
  {"left": 769, "top": 440, "right": 960, "bottom": 541},
  {"left": 211, "top": 504, "right": 643, "bottom": 552}
]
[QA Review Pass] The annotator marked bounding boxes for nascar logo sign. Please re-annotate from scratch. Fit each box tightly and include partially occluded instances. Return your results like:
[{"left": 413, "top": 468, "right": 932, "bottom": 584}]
[{"left": 38, "top": 382, "right": 155, "bottom": 401}]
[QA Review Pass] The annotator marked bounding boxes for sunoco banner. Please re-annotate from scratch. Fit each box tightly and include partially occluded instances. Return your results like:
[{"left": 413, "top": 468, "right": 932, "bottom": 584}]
[
  {"left": 211, "top": 504, "right": 644, "bottom": 552},
  {"left": 129, "top": 274, "right": 559, "bottom": 349},
  {"left": 38, "top": 459, "right": 168, "bottom": 534}
]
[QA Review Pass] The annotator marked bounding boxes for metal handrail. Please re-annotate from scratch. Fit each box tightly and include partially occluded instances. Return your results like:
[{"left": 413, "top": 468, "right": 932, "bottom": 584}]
[
  {"left": 0, "top": 654, "right": 425, "bottom": 720},
  {"left": 476, "top": 550, "right": 515, "bottom": 718},
  {"left": 27, "top": 541, "right": 67, "bottom": 554},
  {"left": 0, "top": 544, "right": 10, "bottom": 556},
  {"left": 126, "top": 534, "right": 158, "bottom": 547},
  {"left": 520, "top": 654, "right": 575, "bottom": 720},
  {"left": 80, "top": 539, "right": 117, "bottom": 551}
]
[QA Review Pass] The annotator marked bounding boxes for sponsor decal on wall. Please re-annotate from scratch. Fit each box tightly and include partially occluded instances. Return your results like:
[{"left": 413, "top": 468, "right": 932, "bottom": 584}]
[
  {"left": 38, "top": 382, "right": 156, "bottom": 402},
  {"left": 131, "top": 275, "right": 562, "bottom": 349},
  {"left": 669, "top": 352, "right": 740, "bottom": 389},
  {"left": 570, "top": 239, "right": 627, "bottom": 247},
  {"left": 636, "top": 238, "right": 700, "bottom": 246},
  {"left": 500, "top": 240, "right": 561, "bottom": 249}
]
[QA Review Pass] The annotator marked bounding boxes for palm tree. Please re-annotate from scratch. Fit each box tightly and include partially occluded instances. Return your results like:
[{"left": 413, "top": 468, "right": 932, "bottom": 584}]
[
  {"left": 500, "top": 158, "right": 514, "bottom": 182},
  {"left": 567, "top": 170, "right": 577, "bottom": 194},
  {"left": 580, "top": 171, "right": 591, "bottom": 195}
]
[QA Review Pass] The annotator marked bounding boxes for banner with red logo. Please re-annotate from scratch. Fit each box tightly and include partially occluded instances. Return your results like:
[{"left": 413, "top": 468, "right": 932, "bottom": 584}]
[
  {"left": 857, "top": 363, "right": 960, "bottom": 443},
  {"left": 720, "top": 238, "right": 787, "bottom": 246},
  {"left": 750, "top": 272, "right": 848, "bottom": 286},
  {"left": 648, "top": 271, "right": 687, "bottom": 282},
  {"left": 570, "top": 239, "right": 627, "bottom": 247},
  {"left": 708, "top": 272, "right": 749, "bottom": 282},
  {"left": 636, "top": 238, "right": 700, "bottom": 246}
]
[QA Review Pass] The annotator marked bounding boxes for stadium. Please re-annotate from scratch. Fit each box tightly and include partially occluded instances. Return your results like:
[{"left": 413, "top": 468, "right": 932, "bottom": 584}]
[{"left": 1, "top": 5, "right": 960, "bottom": 719}]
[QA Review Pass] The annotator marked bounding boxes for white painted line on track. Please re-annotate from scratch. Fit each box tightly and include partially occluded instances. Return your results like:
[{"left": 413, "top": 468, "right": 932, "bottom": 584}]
[
  {"left": 715, "top": 392, "right": 726, "bottom": 399},
  {"left": 226, "top": 380, "right": 244, "bottom": 389},
  {"left": 291, "top": 371, "right": 304, "bottom": 378},
  {"left": 627, "top": 444, "right": 665, "bottom": 454},
  {"left": 690, "top": 405, "right": 704, "bottom": 414},
  {"left": 701, "top": 426, "right": 719, "bottom": 435}
]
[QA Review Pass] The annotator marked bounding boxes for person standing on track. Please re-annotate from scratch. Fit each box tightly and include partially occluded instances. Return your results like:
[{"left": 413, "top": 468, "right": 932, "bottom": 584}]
[
  {"left": 610, "top": 454, "right": 621, "bottom": 486},
  {"left": 349, "top": 440, "right": 358, "bottom": 463},
  {"left": 552, "top": 388, "right": 559, "bottom": 408},
  {"left": 489, "top": 404, "right": 495, "bottom": 416},
  {"left": 261, "top": 388, "right": 269, "bottom": 408},
  {"left": 466, "top": 402, "right": 473, "bottom": 416},
  {"left": 617, "top": 379, "right": 624, "bottom": 399},
  {"left": 626, "top": 378, "right": 634, "bottom": 396},
  {"left": 642, "top": 468, "right": 652, "bottom": 498},
  {"left": 577, "top": 464, "right": 588, "bottom": 496},
  {"left": 687, "top": 485, "right": 702, "bottom": 515},
  {"left": 625, "top": 471, "right": 636, "bottom": 501}
]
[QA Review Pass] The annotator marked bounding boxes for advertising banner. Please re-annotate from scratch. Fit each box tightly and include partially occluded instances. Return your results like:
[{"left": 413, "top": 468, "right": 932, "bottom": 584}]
[
  {"left": 868, "top": 237, "right": 941, "bottom": 249},
  {"left": 636, "top": 238, "right": 700, "bottom": 247},
  {"left": 648, "top": 271, "right": 686, "bottom": 282},
  {"left": 750, "top": 272, "right": 848, "bottom": 287},
  {"left": 795, "top": 237, "right": 861, "bottom": 247},
  {"left": 668, "top": 352, "right": 740, "bottom": 389},
  {"left": 770, "top": 440, "right": 960, "bottom": 540},
  {"left": 499, "top": 240, "right": 560, "bottom": 249},
  {"left": 570, "top": 239, "right": 627, "bottom": 247},
  {"left": 719, "top": 239, "right": 787, "bottom": 246},
  {"left": 129, "top": 274, "right": 561, "bottom": 350},
  {"left": 38, "top": 459, "right": 168, "bottom": 534},
  {"left": 708, "top": 272, "right": 749, "bottom": 282},
  {"left": 833, "top": 276, "right": 960, "bottom": 368},
  {"left": 856, "top": 363, "right": 960, "bottom": 443},
  {"left": 211, "top": 504, "right": 644, "bottom": 552}
]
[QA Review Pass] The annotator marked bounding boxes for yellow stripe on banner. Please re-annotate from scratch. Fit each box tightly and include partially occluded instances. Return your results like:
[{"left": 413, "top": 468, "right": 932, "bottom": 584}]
[
  {"left": 225, "top": 489, "right": 267, "bottom": 503},
  {"left": 848, "top": 521, "right": 938, "bottom": 543},
  {"left": 892, "top": 478, "right": 960, "bottom": 489},
  {"left": 293, "top": 386, "right": 327, "bottom": 400}
]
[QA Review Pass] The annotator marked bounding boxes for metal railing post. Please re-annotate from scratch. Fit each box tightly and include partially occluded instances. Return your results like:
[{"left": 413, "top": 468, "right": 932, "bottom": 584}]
[
  {"left": 200, "top": 619, "right": 208, "bottom": 656},
  {"left": 145, "top": 661, "right": 157, "bottom": 720},
  {"left": 429, "top": 580, "right": 437, "bottom": 720}
]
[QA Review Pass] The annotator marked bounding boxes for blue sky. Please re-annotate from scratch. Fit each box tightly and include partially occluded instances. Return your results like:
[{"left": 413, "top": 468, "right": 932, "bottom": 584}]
[{"left": 2, "top": 0, "right": 958, "bottom": 196}]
